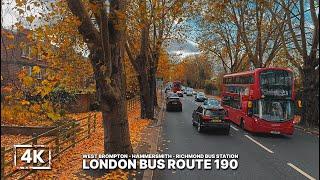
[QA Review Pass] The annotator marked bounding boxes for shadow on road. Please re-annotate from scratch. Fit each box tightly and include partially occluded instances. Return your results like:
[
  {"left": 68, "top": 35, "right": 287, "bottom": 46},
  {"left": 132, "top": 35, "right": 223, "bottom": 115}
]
[{"left": 251, "top": 133, "right": 292, "bottom": 139}]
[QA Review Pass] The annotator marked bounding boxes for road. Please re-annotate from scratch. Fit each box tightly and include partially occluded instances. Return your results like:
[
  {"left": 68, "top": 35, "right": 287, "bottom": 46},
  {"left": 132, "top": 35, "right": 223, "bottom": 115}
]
[{"left": 153, "top": 95, "right": 319, "bottom": 180}]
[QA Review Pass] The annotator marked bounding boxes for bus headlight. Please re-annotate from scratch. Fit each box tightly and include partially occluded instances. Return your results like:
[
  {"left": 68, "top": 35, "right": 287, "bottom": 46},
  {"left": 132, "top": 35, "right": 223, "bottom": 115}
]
[{"left": 248, "top": 101, "right": 253, "bottom": 108}]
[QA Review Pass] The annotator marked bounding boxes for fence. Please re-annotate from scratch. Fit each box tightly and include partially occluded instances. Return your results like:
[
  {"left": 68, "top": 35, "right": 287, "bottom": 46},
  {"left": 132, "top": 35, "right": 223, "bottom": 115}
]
[
  {"left": 1, "top": 97, "right": 140, "bottom": 180},
  {"left": 127, "top": 96, "right": 140, "bottom": 111}
]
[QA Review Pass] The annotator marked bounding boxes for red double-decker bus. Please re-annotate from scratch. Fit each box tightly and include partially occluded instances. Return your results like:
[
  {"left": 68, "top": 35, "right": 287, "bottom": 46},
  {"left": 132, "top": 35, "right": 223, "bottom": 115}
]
[
  {"left": 172, "top": 81, "right": 182, "bottom": 93},
  {"left": 221, "top": 68, "right": 295, "bottom": 135}
]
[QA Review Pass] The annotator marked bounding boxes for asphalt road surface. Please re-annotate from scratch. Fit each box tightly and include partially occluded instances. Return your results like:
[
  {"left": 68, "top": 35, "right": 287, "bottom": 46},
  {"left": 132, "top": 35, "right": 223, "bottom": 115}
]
[{"left": 153, "top": 95, "right": 319, "bottom": 180}]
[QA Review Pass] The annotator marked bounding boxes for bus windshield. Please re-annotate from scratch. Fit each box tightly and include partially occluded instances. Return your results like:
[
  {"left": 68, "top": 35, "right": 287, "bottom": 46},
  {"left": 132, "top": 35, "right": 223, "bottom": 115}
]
[
  {"left": 260, "top": 70, "right": 293, "bottom": 97},
  {"left": 260, "top": 70, "right": 292, "bottom": 86},
  {"left": 253, "top": 99, "right": 294, "bottom": 122}
]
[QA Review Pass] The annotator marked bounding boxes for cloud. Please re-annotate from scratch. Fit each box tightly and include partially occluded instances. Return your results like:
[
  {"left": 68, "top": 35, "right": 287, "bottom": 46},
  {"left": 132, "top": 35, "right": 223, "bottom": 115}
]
[{"left": 166, "top": 39, "right": 200, "bottom": 60}]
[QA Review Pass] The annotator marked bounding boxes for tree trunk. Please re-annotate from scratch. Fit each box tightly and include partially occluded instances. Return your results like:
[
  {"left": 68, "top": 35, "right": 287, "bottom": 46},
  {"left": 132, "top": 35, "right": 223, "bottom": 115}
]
[
  {"left": 100, "top": 97, "right": 132, "bottom": 154},
  {"left": 66, "top": 0, "right": 132, "bottom": 155},
  {"left": 90, "top": 47, "right": 132, "bottom": 154},
  {"left": 138, "top": 75, "right": 155, "bottom": 119},
  {"left": 300, "top": 61, "right": 319, "bottom": 127},
  {"left": 151, "top": 71, "right": 158, "bottom": 107}
]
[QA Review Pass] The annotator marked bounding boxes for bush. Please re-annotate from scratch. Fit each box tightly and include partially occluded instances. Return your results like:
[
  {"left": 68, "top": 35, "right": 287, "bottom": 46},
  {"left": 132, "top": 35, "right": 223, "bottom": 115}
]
[
  {"left": 204, "top": 81, "right": 218, "bottom": 95},
  {"left": 49, "top": 88, "right": 77, "bottom": 105}
]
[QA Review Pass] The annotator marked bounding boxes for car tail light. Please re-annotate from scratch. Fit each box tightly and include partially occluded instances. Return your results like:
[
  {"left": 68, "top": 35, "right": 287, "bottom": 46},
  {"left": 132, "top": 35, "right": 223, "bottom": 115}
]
[{"left": 201, "top": 115, "right": 212, "bottom": 121}]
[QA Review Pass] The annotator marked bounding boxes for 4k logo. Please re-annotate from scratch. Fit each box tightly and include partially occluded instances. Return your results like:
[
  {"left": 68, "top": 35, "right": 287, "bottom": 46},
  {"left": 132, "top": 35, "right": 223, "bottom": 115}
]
[{"left": 14, "top": 145, "right": 51, "bottom": 170}]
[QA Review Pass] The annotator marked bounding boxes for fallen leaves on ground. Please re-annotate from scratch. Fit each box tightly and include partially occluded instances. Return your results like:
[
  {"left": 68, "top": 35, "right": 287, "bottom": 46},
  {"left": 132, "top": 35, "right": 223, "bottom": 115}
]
[{"left": 31, "top": 103, "right": 150, "bottom": 179}]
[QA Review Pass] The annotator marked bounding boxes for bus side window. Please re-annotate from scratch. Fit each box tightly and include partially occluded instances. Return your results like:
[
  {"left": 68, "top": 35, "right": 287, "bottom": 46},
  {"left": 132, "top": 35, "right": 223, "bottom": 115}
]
[{"left": 222, "top": 96, "right": 231, "bottom": 107}]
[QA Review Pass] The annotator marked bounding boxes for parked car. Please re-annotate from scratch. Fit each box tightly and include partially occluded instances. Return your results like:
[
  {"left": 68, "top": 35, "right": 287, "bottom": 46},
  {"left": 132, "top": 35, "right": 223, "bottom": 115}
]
[
  {"left": 192, "top": 104, "right": 229, "bottom": 134},
  {"left": 195, "top": 92, "right": 207, "bottom": 102},
  {"left": 186, "top": 88, "right": 193, "bottom": 96},
  {"left": 166, "top": 94, "right": 182, "bottom": 112},
  {"left": 177, "top": 90, "right": 184, "bottom": 97}
]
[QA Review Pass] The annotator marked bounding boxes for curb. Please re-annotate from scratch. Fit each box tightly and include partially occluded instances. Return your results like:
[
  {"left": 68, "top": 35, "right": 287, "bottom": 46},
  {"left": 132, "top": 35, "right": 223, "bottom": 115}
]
[
  {"left": 295, "top": 125, "right": 319, "bottom": 136},
  {"left": 142, "top": 93, "right": 165, "bottom": 180}
]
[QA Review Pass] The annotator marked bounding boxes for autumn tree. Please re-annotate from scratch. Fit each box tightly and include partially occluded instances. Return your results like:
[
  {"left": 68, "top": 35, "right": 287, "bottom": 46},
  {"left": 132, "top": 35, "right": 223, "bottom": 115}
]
[
  {"left": 125, "top": 0, "right": 193, "bottom": 119},
  {"left": 196, "top": 1, "right": 246, "bottom": 73},
  {"left": 66, "top": 0, "right": 132, "bottom": 154},
  {"left": 156, "top": 50, "right": 172, "bottom": 82},
  {"left": 196, "top": 0, "right": 285, "bottom": 72},
  {"left": 272, "top": 0, "right": 319, "bottom": 127},
  {"left": 172, "top": 54, "right": 213, "bottom": 88}
]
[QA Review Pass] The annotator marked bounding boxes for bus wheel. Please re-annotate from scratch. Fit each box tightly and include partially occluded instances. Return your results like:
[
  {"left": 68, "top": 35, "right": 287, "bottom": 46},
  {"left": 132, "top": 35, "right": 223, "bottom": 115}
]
[{"left": 240, "top": 119, "right": 245, "bottom": 130}]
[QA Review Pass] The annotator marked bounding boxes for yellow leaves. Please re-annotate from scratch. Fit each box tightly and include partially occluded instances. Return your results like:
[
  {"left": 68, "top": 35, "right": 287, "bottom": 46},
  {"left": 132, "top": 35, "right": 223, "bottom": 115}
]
[
  {"left": 30, "top": 104, "right": 41, "bottom": 112},
  {"left": 26, "top": 32, "right": 33, "bottom": 40},
  {"left": 6, "top": 44, "right": 15, "bottom": 50},
  {"left": 47, "top": 112, "right": 61, "bottom": 121},
  {"left": 6, "top": 34, "right": 15, "bottom": 40},
  {"left": 115, "top": 10, "right": 126, "bottom": 21},
  {"left": 32, "top": 66, "right": 41, "bottom": 74},
  {"left": 26, "top": 16, "right": 35, "bottom": 23},
  {"left": 33, "top": 79, "right": 55, "bottom": 98},
  {"left": 15, "top": 0, "right": 26, "bottom": 7},
  {"left": 2, "top": 86, "right": 13, "bottom": 94},
  {"left": 22, "top": 76, "right": 34, "bottom": 87},
  {"left": 20, "top": 100, "right": 30, "bottom": 105}
]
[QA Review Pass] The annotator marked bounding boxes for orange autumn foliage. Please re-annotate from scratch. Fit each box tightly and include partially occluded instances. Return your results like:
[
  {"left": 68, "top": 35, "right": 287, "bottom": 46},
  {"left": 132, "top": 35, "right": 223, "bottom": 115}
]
[{"left": 33, "top": 103, "right": 149, "bottom": 179}]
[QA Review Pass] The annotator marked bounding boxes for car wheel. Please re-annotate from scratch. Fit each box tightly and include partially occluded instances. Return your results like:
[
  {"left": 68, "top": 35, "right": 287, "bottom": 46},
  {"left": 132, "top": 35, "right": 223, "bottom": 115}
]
[{"left": 197, "top": 123, "right": 202, "bottom": 133}]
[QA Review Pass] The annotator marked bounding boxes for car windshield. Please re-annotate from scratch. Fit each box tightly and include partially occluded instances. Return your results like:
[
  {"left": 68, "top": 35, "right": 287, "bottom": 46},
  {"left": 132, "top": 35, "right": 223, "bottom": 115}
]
[
  {"left": 198, "top": 92, "right": 204, "bottom": 96},
  {"left": 205, "top": 99, "right": 220, "bottom": 106},
  {"left": 253, "top": 99, "right": 294, "bottom": 121}
]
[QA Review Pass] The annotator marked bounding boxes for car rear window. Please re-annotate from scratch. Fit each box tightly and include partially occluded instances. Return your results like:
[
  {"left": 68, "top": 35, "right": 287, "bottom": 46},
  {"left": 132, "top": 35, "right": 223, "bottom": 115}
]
[{"left": 204, "top": 109, "right": 225, "bottom": 116}]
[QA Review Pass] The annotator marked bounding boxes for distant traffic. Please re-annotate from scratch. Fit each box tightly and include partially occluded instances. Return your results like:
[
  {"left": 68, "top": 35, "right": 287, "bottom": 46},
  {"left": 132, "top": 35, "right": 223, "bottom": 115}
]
[{"left": 164, "top": 68, "right": 297, "bottom": 136}]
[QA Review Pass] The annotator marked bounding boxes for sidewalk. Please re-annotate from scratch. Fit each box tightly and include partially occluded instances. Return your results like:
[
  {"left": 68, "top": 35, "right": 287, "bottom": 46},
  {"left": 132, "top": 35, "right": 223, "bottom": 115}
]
[
  {"left": 295, "top": 124, "right": 319, "bottom": 136},
  {"left": 141, "top": 92, "right": 165, "bottom": 180}
]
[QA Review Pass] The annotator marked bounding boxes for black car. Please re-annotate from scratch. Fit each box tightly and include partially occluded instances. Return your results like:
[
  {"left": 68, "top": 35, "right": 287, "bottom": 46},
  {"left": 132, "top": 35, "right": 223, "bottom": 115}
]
[
  {"left": 195, "top": 92, "right": 207, "bottom": 102},
  {"left": 192, "top": 104, "right": 229, "bottom": 134},
  {"left": 166, "top": 94, "right": 182, "bottom": 112}
]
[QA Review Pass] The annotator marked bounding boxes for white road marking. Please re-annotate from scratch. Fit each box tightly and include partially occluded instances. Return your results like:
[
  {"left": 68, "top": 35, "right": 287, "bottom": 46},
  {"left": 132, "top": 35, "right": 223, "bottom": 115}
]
[
  {"left": 230, "top": 125, "right": 239, "bottom": 131},
  {"left": 287, "top": 163, "right": 316, "bottom": 180},
  {"left": 244, "top": 135, "right": 274, "bottom": 154}
]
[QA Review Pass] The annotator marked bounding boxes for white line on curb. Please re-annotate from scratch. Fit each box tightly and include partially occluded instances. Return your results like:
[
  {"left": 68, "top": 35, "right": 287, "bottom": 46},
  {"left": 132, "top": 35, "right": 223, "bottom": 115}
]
[
  {"left": 244, "top": 135, "right": 274, "bottom": 154},
  {"left": 287, "top": 163, "right": 316, "bottom": 180},
  {"left": 230, "top": 125, "right": 239, "bottom": 131}
]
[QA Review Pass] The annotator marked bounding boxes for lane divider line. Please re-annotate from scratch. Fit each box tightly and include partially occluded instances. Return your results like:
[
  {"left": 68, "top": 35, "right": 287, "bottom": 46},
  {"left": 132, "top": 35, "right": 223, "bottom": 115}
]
[
  {"left": 287, "top": 163, "right": 316, "bottom": 180},
  {"left": 230, "top": 125, "right": 239, "bottom": 131},
  {"left": 244, "top": 135, "right": 274, "bottom": 154}
]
